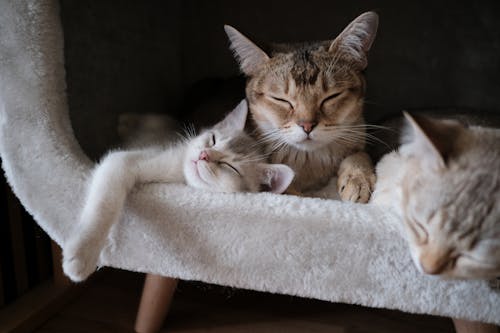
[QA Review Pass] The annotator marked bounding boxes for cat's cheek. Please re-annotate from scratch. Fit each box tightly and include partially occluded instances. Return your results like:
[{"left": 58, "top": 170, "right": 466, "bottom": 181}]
[
  {"left": 407, "top": 244, "right": 425, "bottom": 274},
  {"left": 457, "top": 244, "right": 500, "bottom": 278},
  {"left": 254, "top": 117, "right": 280, "bottom": 135},
  {"left": 184, "top": 162, "right": 204, "bottom": 189},
  {"left": 308, "top": 130, "right": 334, "bottom": 147},
  {"left": 251, "top": 105, "right": 285, "bottom": 128},
  {"left": 451, "top": 257, "right": 490, "bottom": 279}
]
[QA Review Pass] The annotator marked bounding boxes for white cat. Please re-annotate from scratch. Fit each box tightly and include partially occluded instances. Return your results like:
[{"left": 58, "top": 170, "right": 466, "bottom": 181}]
[
  {"left": 372, "top": 112, "right": 500, "bottom": 279},
  {"left": 63, "top": 100, "right": 295, "bottom": 282}
]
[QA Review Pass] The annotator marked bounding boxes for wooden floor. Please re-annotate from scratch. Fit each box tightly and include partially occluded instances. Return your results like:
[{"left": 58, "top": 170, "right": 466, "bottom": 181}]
[{"left": 33, "top": 268, "right": 457, "bottom": 333}]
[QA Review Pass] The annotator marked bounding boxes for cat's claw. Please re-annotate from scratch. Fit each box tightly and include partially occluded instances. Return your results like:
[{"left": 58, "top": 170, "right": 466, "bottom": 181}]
[{"left": 338, "top": 170, "right": 376, "bottom": 203}]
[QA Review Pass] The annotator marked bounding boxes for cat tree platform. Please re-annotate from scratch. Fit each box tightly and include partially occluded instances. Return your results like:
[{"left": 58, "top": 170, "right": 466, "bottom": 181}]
[{"left": 0, "top": 0, "right": 498, "bottom": 327}]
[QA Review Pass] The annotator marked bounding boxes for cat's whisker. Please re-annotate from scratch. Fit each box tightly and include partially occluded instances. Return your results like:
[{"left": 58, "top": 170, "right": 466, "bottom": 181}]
[
  {"left": 331, "top": 133, "right": 366, "bottom": 145},
  {"left": 333, "top": 130, "right": 366, "bottom": 139},
  {"left": 269, "top": 138, "right": 289, "bottom": 153},
  {"left": 256, "top": 131, "right": 288, "bottom": 152},
  {"left": 364, "top": 135, "right": 392, "bottom": 148},
  {"left": 333, "top": 138, "right": 362, "bottom": 146},
  {"left": 330, "top": 127, "right": 390, "bottom": 146},
  {"left": 243, "top": 156, "right": 269, "bottom": 163},
  {"left": 179, "top": 122, "right": 197, "bottom": 142},
  {"left": 335, "top": 129, "right": 391, "bottom": 147},
  {"left": 326, "top": 124, "right": 394, "bottom": 131},
  {"left": 257, "top": 128, "right": 282, "bottom": 140}
]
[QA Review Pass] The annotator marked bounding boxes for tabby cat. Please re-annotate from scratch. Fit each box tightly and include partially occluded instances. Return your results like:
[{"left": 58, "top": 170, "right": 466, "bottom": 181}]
[
  {"left": 372, "top": 113, "right": 500, "bottom": 278},
  {"left": 63, "top": 101, "right": 294, "bottom": 281},
  {"left": 225, "top": 12, "right": 379, "bottom": 202}
]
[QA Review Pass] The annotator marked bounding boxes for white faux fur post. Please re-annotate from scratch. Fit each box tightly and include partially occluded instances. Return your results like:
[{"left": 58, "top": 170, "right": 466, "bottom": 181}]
[{"left": 0, "top": 0, "right": 498, "bottom": 325}]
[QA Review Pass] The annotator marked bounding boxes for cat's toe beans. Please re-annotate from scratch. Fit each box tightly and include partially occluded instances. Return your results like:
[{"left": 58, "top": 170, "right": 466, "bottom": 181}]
[
  {"left": 349, "top": 187, "right": 361, "bottom": 202},
  {"left": 339, "top": 183, "right": 358, "bottom": 202},
  {"left": 357, "top": 183, "right": 372, "bottom": 203},
  {"left": 339, "top": 175, "right": 373, "bottom": 203},
  {"left": 348, "top": 193, "right": 358, "bottom": 202}
]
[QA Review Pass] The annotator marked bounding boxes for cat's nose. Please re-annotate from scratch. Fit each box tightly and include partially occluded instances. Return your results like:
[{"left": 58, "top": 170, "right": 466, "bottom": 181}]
[
  {"left": 199, "top": 151, "right": 209, "bottom": 161},
  {"left": 298, "top": 121, "right": 317, "bottom": 134},
  {"left": 419, "top": 252, "right": 450, "bottom": 275}
]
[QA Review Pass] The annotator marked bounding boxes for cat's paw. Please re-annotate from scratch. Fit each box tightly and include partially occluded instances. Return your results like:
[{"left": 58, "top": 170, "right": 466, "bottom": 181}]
[
  {"left": 62, "top": 240, "right": 101, "bottom": 282},
  {"left": 337, "top": 169, "right": 376, "bottom": 203}
]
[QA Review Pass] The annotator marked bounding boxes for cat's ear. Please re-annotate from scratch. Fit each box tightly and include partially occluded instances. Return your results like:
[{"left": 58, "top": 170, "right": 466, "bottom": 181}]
[
  {"left": 328, "top": 11, "right": 379, "bottom": 69},
  {"left": 402, "top": 112, "right": 463, "bottom": 169},
  {"left": 224, "top": 25, "right": 270, "bottom": 76},
  {"left": 257, "top": 164, "right": 295, "bottom": 194},
  {"left": 216, "top": 99, "right": 248, "bottom": 132}
]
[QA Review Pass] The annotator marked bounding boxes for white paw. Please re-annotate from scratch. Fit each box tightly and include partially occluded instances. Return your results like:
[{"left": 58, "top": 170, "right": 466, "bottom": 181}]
[
  {"left": 62, "top": 239, "right": 101, "bottom": 282},
  {"left": 338, "top": 169, "right": 376, "bottom": 203}
]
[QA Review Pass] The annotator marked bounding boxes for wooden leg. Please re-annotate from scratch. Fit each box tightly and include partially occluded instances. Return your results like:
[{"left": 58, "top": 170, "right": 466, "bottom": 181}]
[
  {"left": 134, "top": 274, "right": 178, "bottom": 333},
  {"left": 453, "top": 318, "right": 498, "bottom": 333}
]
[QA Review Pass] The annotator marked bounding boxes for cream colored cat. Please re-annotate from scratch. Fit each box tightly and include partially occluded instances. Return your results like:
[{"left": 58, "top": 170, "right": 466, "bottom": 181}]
[
  {"left": 63, "top": 101, "right": 294, "bottom": 282},
  {"left": 372, "top": 112, "right": 500, "bottom": 279},
  {"left": 225, "top": 12, "right": 379, "bottom": 202}
]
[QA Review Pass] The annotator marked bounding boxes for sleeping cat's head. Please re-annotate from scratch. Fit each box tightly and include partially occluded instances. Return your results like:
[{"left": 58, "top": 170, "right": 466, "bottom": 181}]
[
  {"left": 225, "top": 12, "right": 378, "bottom": 151},
  {"left": 399, "top": 113, "right": 500, "bottom": 279},
  {"left": 183, "top": 100, "right": 295, "bottom": 194}
]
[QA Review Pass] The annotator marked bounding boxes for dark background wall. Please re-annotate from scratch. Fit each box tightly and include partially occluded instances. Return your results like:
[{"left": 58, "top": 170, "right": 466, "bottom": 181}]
[{"left": 60, "top": 0, "right": 500, "bottom": 158}]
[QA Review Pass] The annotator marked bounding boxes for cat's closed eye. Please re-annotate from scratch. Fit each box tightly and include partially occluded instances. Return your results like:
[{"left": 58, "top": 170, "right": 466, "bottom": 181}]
[
  {"left": 321, "top": 91, "right": 343, "bottom": 106},
  {"left": 406, "top": 217, "right": 429, "bottom": 245},
  {"left": 209, "top": 133, "right": 216, "bottom": 147},
  {"left": 219, "top": 161, "right": 240, "bottom": 176},
  {"left": 270, "top": 96, "right": 294, "bottom": 109}
]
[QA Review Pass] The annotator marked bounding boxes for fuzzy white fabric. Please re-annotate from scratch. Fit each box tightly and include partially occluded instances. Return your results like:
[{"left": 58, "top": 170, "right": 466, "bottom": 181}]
[{"left": 0, "top": 0, "right": 498, "bottom": 324}]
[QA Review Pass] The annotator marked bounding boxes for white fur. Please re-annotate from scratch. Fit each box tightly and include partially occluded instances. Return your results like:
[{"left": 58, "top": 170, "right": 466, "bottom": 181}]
[
  {"left": 63, "top": 101, "right": 294, "bottom": 281},
  {"left": 371, "top": 151, "right": 405, "bottom": 214},
  {"left": 372, "top": 114, "right": 500, "bottom": 279},
  {"left": 63, "top": 147, "right": 185, "bottom": 281}
]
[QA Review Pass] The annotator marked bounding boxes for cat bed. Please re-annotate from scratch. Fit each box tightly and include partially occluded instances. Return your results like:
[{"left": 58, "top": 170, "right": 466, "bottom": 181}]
[{"left": 0, "top": 0, "right": 498, "bottom": 325}]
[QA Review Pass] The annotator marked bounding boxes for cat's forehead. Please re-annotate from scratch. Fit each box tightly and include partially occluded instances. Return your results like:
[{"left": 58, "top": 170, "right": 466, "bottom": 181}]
[
  {"left": 264, "top": 43, "right": 355, "bottom": 89},
  {"left": 270, "top": 41, "right": 330, "bottom": 56},
  {"left": 226, "top": 133, "right": 261, "bottom": 156},
  {"left": 203, "top": 128, "right": 259, "bottom": 156},
  {"left": 289, "top": 49, "right": 322, "bottom": 86},
  {"left": 407, "top": 167, "right": 499, "bottom": 232}
]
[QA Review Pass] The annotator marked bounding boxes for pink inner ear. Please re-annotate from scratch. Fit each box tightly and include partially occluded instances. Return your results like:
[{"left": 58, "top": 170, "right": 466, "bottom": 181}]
[
  {"left": 403, "top": 112, "right": 463, "bottom": 169},
  {"left": 266, "top": 164, "right": 295, "bottom": 194}
]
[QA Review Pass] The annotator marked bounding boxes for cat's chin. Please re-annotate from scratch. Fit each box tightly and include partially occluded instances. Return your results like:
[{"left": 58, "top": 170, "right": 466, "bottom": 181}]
[
  {"left": 185, "top": 161, "right": 208, "bottom": 188},
  {"left": 288, "top": 139, "right": 328, "bottom": 151}
]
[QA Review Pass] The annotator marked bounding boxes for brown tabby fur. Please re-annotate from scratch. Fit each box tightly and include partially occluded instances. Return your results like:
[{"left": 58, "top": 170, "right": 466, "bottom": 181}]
[{"left": 225, "top": 12, "right": 379, "bottom": 201}]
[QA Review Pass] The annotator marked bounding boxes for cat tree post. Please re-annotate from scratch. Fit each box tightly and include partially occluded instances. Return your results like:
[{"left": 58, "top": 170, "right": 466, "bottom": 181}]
[{"left": 135, "top": 274, "right": 178, "bottom": 333}]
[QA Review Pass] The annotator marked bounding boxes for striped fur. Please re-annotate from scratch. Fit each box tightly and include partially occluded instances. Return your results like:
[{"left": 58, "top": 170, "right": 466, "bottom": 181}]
[{"left": 226, "top": 12, "right": 378, "bottom": 200}]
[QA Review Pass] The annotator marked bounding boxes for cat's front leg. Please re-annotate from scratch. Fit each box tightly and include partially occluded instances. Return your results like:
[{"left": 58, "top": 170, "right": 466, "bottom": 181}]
[
  {"left": 62, "top": 150, "right": 142, "bottom": 282},
  {"left": 63, "top": 202, "right": 121, "bottom": 282},
  {"left": 337, "top": 151, "right": 376, "bottom": 203}
]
